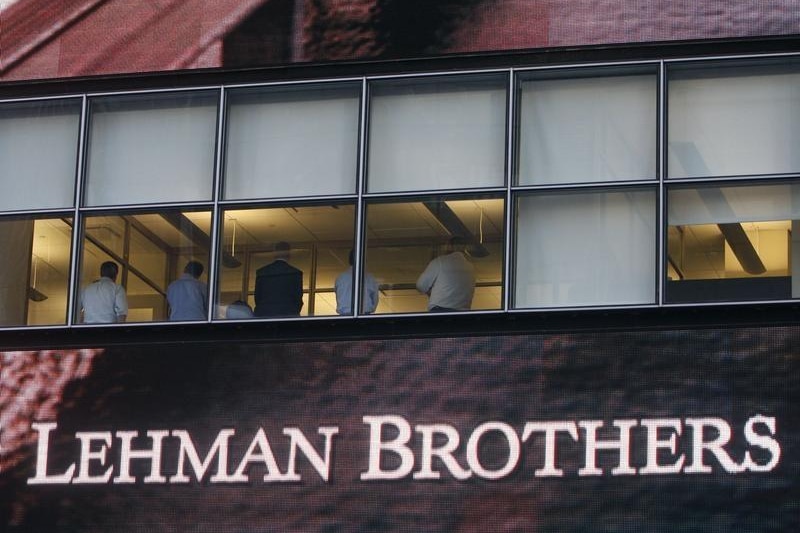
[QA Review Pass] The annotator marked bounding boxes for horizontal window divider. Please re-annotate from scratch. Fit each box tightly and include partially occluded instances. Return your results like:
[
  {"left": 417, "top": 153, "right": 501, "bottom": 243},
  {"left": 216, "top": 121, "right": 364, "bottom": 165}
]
[
  {"left": 224, "top": 76, "right": 366, "bottom": 90},
  {"left": 664, "top": 173, "right": 800, "bottom": 185},
  {"left": 366, "top": 67, "right": 511, "bottom": 82},
  {"left": 0, "top": 94, "right": 84, "bottom": 104},
  {"left": 663, "top": 50, "right": 800, "bottom": 66},
  {"left": 0, "top": 208, "right": 75, "bottom": 218},
  {"left": 0, "top": 324, "right": 80, "bottom": 333},
  {"left": 663, "top": 298, "right": 800, "bottom": 309},
  {"left": 86, "top": 85, "right": 223, "bottom": 98},
  {"left": 363, "top": 188, "right": 508, "bottom": 200},
  {"left": 218, "top": 195, "right": 359, "bottom": 207},
  {"left": 513, "top": 58, "right": 661, "bottom": 74},
  {"left": 356, "top": 309, "right": 508, "bottom": 319},
  {"left": 509, "top": 303, "right": 661, "bottom": 314},
  {"left": 77, "top": 202, "right": 215, "bottom": 212},
  {"left": 511, "top": 180, "right": 657, "bottom": 193}
]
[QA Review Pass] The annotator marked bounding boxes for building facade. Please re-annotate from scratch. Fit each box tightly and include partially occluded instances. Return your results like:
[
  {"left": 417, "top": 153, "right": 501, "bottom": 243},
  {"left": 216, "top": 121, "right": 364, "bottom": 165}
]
[{"left": 0, "top": 2, "right": 799, "bottom": 531}]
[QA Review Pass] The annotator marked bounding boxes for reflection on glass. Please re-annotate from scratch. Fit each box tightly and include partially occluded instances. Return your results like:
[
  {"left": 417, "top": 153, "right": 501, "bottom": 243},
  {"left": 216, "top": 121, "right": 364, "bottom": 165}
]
[
  {"left": 667, "top": 182, "right": 800, "bottom": 303},
  {"left": 0, "top": 217, "right": 73, "bottom": 326},
  {"left": 364, "top": 196, "right": 504, "bottom": 313},
  {"left": 517, "top": 71, "right": 657, "bottom": 185},
  {"left": 368, "top": 74, "right": 507, "bottom": 192},
  {"left": 668, "top": 62, "right": 800, "bottom": 178},
  {"left": 217, "top": 204, "right": 355, "bottom": 318},
  {"left": 78, "top": 210, "right": 212, "bottom": 323},
  {"left": 0, "top": 99, "right": 81, "bottom": 211},
  {"left": 224, "top": 83, "right": 360, "bottom": 199},
  {"left": 515, "top": 189, "right": 656, "bottom": 308},
  {"left": 85, "top": 91, "right": 218, "bottom": 206}
]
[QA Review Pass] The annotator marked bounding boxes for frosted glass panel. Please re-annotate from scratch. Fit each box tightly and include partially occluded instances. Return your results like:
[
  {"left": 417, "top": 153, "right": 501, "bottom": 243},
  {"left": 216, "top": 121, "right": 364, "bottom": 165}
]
[
  {"left": 368, "top": 75, "right": 506, "bottom": 192},
  {"left": 225, "top": 84, "right": 360, "bottom": 199},
  {"left": 669, "top": 183, "right": 800, "bottom": 226},
  {"left": 86, "top": 92, "right": 218, "bottom": 206},
  {"left": 0, "top": 99, "right": 80, "bottom": 210},
  {"left": 518, "top": 74, "right": 657, "bottom": 185},
  {"left": 668, "top": 67, "right": 800, "bottom": 178},
  {"left": 515, "top": 189, "right": 656, "bottom": 307}
]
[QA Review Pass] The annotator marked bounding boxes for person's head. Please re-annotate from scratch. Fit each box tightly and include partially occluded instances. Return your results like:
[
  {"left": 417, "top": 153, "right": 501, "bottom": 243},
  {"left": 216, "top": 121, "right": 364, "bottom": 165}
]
[
  {"left": 184, "top": 260, "right": 204, "bottom": 279},
  {"left": 446, "top": 235, "right": 467, "bottom": 254},
  {"left": 100, "top": 261, "right": 119, "bottom": 281},
  {"left": 274, "top": 241, "right": 291, "bottom": 260}
]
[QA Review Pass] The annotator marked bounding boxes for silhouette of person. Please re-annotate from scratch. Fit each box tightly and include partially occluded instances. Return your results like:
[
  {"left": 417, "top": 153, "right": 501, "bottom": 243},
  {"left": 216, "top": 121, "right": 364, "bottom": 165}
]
[{"left": 254, "top": 241, "right": 303, "bottom": 317}]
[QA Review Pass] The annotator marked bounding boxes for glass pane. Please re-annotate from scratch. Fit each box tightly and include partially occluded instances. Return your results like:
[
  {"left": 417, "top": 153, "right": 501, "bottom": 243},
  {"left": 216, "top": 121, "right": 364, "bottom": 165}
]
[
  {"left": 217, "top": 204, "right": 355, "bottom": 318},
  {"left": 0, "top": 99, "right": 80, "bottom": 211},
  {"left": 668, "top": 62, "right": 800, "bottom": 178},
  {"left": 368, "top": 74, "right": 507, "bottom": 192},
  {"left": 0, "top": 216, "right": 72, "bottom": 326},
  {"left": 224, "top": 83, "right": 360, "bottom": 199},
  {"left": 667, "top": 182, "right": 800, "bottom": 303},
  {"left": 515, "top": 189, "right": 656, "bottom": 308},
  {"left": 365, "top": 196, "right": 504, "bottom": 313},
  {"left": 85, "top": 91, "right": 218, "bottom": 206},
  {"left": 78, "top": 209, "right": 212, "bottom": 323},
  {"left": 518, "top": 71, "right": 657, "bottom": 185}
]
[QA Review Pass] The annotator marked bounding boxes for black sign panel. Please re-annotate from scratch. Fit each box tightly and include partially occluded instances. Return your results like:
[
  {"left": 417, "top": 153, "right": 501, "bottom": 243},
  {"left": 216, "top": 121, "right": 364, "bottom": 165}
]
[{"left": 0, "top": 327, "right": 797, "bottom": 531}]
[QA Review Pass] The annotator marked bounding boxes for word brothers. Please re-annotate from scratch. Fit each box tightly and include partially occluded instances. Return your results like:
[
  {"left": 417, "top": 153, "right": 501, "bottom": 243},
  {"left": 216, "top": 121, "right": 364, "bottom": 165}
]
[{"left": 27, "top": 414, "right": 779, "bottom": 485}]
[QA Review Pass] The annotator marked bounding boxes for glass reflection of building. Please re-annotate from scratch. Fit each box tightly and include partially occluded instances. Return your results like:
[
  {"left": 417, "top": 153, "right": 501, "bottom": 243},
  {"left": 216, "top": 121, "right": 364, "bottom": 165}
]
[{"left": 2, "top": 56, "right": 800, "bottom": 327}]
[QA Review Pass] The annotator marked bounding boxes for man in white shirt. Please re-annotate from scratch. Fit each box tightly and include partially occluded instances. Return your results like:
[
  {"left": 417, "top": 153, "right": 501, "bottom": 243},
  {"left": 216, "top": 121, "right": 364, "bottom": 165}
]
[
  {"left": 416, "top": 236, "right": 475, "bottom": 312},
  {"left": 80, "top": 261, "right": 128, "bottom": 323},
  {"left": 335, "top": 250, "right": 379, "bottom": 314}
]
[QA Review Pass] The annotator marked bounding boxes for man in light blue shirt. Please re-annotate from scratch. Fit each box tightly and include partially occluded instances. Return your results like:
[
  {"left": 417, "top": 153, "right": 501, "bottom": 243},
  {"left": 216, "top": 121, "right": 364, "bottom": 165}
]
[
  {"left": 166, "top": 261, "right": 208, "bottom": 321},
  {"left": 335, "top": 250, "right": 379, "bottom": 315}
]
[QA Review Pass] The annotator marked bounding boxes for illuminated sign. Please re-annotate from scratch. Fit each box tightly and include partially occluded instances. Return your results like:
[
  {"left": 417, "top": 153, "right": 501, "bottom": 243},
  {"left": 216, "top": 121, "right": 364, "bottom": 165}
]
[
  {"left": 22, "top": 414, "right": 780, "bottom": 485},
  {"left": 0, "top": 328, "right": 796, "bottom": 530}
]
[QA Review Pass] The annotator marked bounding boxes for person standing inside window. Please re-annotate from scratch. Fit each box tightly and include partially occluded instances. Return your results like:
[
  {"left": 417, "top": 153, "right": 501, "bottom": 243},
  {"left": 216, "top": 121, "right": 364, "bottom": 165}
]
[
  {"left": 80, "top": 261, "right": 128, "bottom": 323},
  {"left": 335, "top": 249, "right": 379, "bottom": 314},
  {"left": 416, "top": 236, "right": 475, "bottom": 312},
  {"left": 166, "top": 260, "right": 208, "bottom": 321},
  {"left": 254, "top": 241, "right": 303, "bottom": 317}
]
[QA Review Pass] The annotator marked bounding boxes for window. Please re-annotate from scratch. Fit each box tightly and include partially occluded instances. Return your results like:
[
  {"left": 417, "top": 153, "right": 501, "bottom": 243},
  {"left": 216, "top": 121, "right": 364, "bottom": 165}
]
[
  {"left": 0, "top": 216, "right": 73, "bottom": 326},
  {"left": 666, "top": 181, "right": 800, "bottom": 303},
  {"left": 668, "top": 60, "right": 800, "bottom": 179},
  {"left": 5, "top": 55, "right": 800, "bottom": 329},
  {"left": 517, "top": 68, "right": 657, "bottom": 185},
  {"left": 217, "top": 204, "right": 355, "bottom": 318},
  {"left": 224, "top": 83, "right": 361, "bottom": 199},
  {"left": 514, "top": 189, "right": 657, "bottom": 308},
  {"left": 77, "top": 209, "right": 212, "bottom": 323},
  {"left": 364, "top": 196, "right": 505, "bottom": 313},
  {"left": 85, "top": 91, "right": 218, "bottom": 206},
  {"left": 0, "top": 99, "right": 81, "bottom": 211},
  {"left": 367, "top": 74, "right": 507, "bottom": 193}
]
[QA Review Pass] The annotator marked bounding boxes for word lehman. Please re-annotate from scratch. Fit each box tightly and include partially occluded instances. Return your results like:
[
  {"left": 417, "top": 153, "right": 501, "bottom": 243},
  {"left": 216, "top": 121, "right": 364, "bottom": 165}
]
[{"left": 26, "top": 414, "right": 779, "bottom": 485}]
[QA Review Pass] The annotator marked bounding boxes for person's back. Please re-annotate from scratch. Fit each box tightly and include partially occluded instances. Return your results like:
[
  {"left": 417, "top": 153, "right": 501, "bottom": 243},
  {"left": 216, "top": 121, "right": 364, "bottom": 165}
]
[
  {"left": 80, "top": 262, "right": 128, "bottom": 323},
  {"left": 424, "top": 252, "right": 475, "bottom": 311},
  {"left": 166, "top": 261, "right": 208, "bottom": 321},
  {"left": 416, "top": 238, "right": 475, "bottom": 312},
  {"left": 254, "top": 242, "right": 303, "bottom": 317},
  {"left": 334, "top": 250, "right": 380, "bottom": 314}
]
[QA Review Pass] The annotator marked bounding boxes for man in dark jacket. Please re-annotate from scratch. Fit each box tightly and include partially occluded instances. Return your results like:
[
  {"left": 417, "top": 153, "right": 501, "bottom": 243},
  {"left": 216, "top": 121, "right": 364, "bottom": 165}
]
[{"left": 254, "top": 241, "right": 303, "bottom": 317}]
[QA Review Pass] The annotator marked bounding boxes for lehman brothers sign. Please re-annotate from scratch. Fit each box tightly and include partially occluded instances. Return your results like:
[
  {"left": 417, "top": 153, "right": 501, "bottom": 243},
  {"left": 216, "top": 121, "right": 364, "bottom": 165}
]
[
  {"left": 25, "top": 414, "right": 781, "bottom": 485},
  {"left": 0, "top": 328, "right": 797, "bottom": 531}
]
